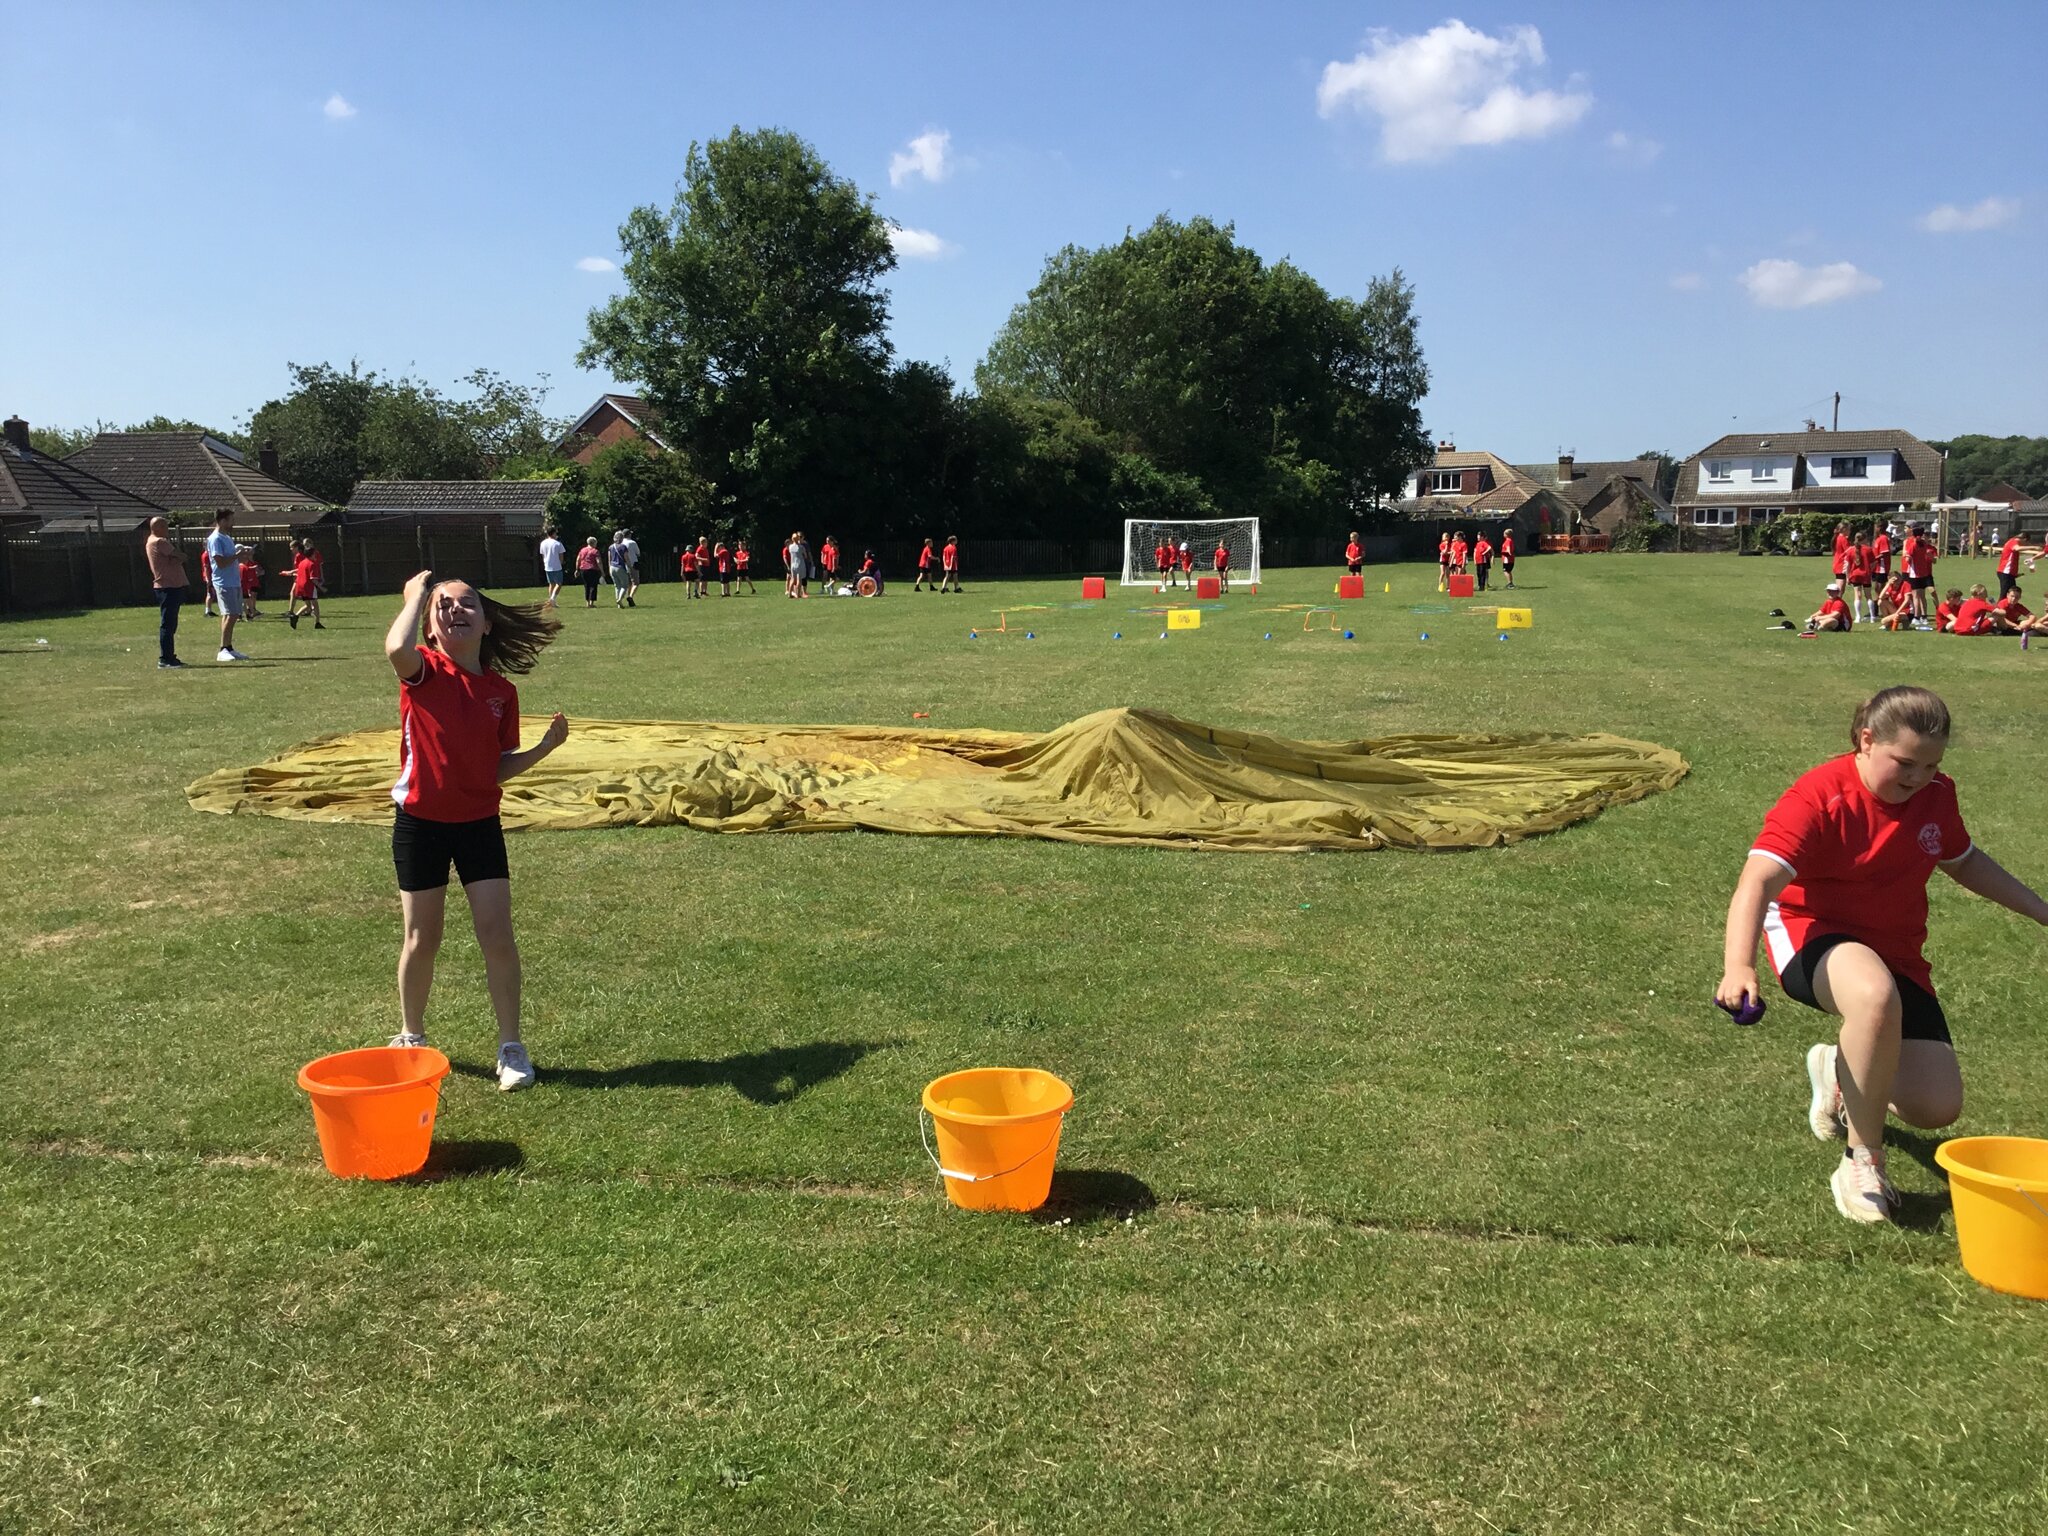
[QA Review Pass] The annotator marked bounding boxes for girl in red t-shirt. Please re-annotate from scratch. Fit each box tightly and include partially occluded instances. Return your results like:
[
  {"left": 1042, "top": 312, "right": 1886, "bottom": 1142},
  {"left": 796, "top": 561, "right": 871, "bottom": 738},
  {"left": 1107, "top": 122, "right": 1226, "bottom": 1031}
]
[
  {"left": 383, "top": 571, "right": 568, "bottom": 1091},
  {"left": 939, "top": 536, "right": 963, "bottom": 594},
  {"left": 1717, "top": 687, "right": 2048, "bottom": 1222},
  {"left": 733, "top": 540, "right": 755, "bottom": 594}
]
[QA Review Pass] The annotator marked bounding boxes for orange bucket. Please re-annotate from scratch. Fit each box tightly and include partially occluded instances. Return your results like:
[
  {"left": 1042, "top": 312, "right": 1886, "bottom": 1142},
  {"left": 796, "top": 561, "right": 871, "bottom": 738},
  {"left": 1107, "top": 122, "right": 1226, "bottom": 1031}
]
[
  {"left": 1935, "top": 1136, "right": 2048, "bottom": 1300},
  {"left": 921, "top": 1067, "right": 1073, "bottom": 1212},
  {"left": 296, "top": 1045, "right": 451, "bottom": 1180}
]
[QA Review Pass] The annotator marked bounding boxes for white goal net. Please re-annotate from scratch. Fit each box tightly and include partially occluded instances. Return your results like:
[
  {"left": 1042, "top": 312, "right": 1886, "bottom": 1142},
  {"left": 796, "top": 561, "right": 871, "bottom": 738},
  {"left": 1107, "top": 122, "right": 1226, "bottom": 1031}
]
[{"left": 1120, "top": 517, "right": 1261, "bottom": 587}]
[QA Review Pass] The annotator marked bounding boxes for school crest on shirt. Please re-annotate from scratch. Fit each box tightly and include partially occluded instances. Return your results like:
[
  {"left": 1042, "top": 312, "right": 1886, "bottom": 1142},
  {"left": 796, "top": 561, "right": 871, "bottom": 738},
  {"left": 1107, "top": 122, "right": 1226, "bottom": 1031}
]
[
  {"left": 1918, "top": 822, "right": 1943, "bottom": 857},
  {"left": 486, "top": 698, "right": 506, "bottom": 720}
]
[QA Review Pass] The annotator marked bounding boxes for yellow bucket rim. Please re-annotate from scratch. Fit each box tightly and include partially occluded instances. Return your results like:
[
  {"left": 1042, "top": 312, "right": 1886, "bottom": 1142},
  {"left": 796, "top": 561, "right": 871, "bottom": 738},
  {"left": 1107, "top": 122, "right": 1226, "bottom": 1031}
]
[
  {"left": 1934, "top": 1135, "right": 2048, "bottom": 1193},
  {"left": 922, "top": 1067, "right": 1074, "bottom": 1126}
]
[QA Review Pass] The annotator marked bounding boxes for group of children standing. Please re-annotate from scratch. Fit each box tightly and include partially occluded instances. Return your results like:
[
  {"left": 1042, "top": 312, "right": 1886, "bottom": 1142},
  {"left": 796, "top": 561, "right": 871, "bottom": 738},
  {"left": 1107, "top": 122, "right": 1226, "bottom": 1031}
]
[
  {"left": 1436, "top": 528, "right": 1516, "bottom": 591},
  {"left": 1805, "top": 524, "right": 2043, "bottom": 637},
  {"left": 1152, "top": 538, "right": 1237, "bottom": 591}
]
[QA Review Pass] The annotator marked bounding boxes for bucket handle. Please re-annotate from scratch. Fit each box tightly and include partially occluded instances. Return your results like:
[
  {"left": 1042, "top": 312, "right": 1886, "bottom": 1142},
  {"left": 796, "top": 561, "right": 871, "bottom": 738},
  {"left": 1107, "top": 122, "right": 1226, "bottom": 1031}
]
[
  {"left": 918, "top": 1106, "right": 1064, "bottom": 1185},
  {"left": 2022, "top": 1187, "right": 2048, "bottom": 1225}
]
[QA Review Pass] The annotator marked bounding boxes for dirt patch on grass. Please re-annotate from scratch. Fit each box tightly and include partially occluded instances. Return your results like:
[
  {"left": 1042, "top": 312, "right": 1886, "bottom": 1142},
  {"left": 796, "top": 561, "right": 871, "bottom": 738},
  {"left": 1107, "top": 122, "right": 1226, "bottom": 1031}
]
[{"left": 24, "top": 924, "right": 105, "bottom": 953}]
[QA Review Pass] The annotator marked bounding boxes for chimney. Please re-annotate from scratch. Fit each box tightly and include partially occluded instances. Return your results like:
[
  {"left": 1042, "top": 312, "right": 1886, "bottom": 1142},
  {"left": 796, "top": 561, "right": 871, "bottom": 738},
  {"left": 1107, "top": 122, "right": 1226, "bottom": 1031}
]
[
  {"left": 1557, "top": 452, "right": 1574, "bottom": 482},
  {"left": 258, "top": 439, "right": 280, "bottom": 477},
  {"left": 1438, "top": 438, "right": 1456, "bottom": 453},
  {"left": 2, "top": 416, "right": 27, "bottom": 452}
]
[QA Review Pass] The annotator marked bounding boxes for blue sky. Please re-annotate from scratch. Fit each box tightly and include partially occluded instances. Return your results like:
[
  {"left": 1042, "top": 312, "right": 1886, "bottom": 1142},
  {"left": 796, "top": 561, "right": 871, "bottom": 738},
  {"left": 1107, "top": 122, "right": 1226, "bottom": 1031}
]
[{"left": 3, "top": 1, "right": 2043, "bottom": 462}]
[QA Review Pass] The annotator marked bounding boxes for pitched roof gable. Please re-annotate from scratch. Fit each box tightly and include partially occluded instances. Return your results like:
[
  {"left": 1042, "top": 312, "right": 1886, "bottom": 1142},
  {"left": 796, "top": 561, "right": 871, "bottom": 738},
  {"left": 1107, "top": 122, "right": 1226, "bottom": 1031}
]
[
  {"left": 1673, "top": 429, "right": 1945, "bottom": 507},
  {"left": 0, "top": 440, "right": 166, "bottom": 526},
  {"left": 561, "top": 393, "right": 669, "bottom": 450}
]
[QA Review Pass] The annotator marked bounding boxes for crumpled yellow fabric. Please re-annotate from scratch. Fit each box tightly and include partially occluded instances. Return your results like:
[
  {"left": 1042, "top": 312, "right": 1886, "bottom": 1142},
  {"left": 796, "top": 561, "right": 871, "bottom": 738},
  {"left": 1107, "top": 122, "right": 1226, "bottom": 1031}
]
[{"left": 187, "top": 707, "right": 1686, "bottom": 852}]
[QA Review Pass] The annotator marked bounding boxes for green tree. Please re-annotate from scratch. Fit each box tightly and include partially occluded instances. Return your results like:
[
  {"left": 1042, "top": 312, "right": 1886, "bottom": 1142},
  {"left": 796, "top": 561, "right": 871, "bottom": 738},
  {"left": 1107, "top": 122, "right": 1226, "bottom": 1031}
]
[
  {"left": 977, "top": 215, "right": 1430, "bottom": 533},
  {"left": 545, "top": 440, "right": 714, "bottom": 559},
  {"left": 576, "top": 126, "right": 898, "bottom": 533},
  {"left": 1930, "top": 435, "right": 2048, "bottom": 501},
  {"left": 247, "top": 362, "right": 565, "bottom": 505},
  {"left": 26, "top": 423, "right": 103, "bottom": 458}
]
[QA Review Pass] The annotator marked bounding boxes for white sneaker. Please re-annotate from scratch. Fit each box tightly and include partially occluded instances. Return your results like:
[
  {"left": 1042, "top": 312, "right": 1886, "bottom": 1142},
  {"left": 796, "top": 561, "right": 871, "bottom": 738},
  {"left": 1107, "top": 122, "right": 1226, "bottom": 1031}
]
[
  {"left": 388, "top": 1031, "right": 427, "bottom": 1049},
  {"left": 1805, "top": 1043, "right": 1845, "bottom": 1140},
  {"left": 1831, "top": 1147, "right": 1895, "bottom": 1224},
  {"left": 495, "top": 1041, "right": 536, "bottom": 1092},
  {"left": 216, "top": 648, "right": 237, "bottom": 662}
]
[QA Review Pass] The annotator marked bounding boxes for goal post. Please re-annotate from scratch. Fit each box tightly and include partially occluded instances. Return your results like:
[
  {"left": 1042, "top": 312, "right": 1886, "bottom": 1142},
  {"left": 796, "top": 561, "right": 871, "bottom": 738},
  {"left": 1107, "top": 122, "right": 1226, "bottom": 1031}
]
[{"left": 1121, "top": 517, "right": 1261, "bottom": 586}]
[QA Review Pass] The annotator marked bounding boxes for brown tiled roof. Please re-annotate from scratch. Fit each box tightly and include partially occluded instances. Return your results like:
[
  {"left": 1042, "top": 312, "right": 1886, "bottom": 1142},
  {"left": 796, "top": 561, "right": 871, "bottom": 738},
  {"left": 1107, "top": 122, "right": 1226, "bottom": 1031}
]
[
  {"left": 1513, "top": 458, "right": 1667, "bottom": 511},
  {"left": 560, "top": 393, "right": 669, "bottom": 450},
  {"left": 0, "top": 440, "right": 165, "bottom": 530},
  {"left": 65, "top": 432, "right": 327, "bottom": 514},
  {"left": 1673, "top": 429, "right": 1944, "bottom": 508},
  {"left": 346, "top": 480, "right": 565, "bottom": 516}
]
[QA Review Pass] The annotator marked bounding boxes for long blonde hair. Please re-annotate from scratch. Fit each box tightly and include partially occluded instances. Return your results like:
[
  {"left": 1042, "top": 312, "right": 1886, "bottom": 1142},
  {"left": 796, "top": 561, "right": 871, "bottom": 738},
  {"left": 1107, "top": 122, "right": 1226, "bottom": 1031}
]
[{"left": 424, "top": 582, "right": 560, "bottom": 676}]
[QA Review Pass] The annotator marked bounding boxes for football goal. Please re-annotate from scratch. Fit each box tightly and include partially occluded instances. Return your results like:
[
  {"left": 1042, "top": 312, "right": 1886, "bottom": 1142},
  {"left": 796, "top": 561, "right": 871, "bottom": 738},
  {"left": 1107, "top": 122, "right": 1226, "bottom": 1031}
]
[{"left": 1121, "top": 517, "right": 1261, "bottom": 587}]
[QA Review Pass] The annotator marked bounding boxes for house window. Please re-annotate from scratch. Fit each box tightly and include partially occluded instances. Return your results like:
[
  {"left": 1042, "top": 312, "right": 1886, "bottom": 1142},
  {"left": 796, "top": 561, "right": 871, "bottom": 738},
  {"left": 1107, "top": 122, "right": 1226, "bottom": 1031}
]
[
  {"left": 1830, "top": 456, "right": 1868, "bottom": 479},
  {"left": 1751, "top": 463, "right": 1776, "bottom": 482},
  {"left": 1691, "top": 506, "right": 1737, "bottom": 527},
  {"left": 1428, "top": 471, "right": 1461, "bottom": 493},
  {"left": 1706, "top": 460, "right": 1733, "bottom": 482},
  {"left": 1753, "top": 507, "right": 1784, "bottom": 523}
]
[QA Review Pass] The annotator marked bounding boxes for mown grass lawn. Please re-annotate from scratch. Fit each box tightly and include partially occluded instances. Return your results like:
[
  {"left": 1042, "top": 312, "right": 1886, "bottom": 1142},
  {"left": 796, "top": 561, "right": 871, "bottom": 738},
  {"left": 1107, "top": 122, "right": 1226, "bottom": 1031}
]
[{"left": 5, "top": 553, "right": 2046, "bottom": 1534}]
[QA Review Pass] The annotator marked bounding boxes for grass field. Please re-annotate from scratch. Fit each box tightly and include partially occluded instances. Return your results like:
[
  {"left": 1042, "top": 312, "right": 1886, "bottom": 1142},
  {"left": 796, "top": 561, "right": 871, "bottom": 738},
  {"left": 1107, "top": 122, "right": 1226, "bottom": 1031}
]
[{"left": 5, "top": 553, "right": 2046, "bottom": 1534}]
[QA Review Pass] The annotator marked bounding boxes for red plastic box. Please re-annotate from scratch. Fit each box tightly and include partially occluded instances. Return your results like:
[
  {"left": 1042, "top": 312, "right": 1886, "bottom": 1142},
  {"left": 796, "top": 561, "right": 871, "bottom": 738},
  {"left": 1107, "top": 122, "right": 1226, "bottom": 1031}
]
[
  {"left": 1196, "top": 576, "right": 1222, "bottom": 599},
  {"left": 1337, "top": 575, "right": 1366, "bottom": 599},
  {"left": 1081, "top": 576, "right": 1106, "bottom": 599},
  {"left": 1447, "top": 573, "right": 1475, "bottom": 597}
]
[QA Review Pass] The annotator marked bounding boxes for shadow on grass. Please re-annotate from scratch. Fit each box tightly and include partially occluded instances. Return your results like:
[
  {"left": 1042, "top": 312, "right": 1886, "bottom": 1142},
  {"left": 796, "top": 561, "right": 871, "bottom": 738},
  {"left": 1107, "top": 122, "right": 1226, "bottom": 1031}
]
[
  {"left": 402, "top": 1138, "right": 524, "bottom": 1183},
  {"left": 1885, "top": 1127, "right": 1956, "bottom": 1232},
  {"left": 1031, "top": 1167, "right": 1157, "bottom": 1226},
  {"left": 534, "top": 1039, "right": 897, "bottom": 1105}
]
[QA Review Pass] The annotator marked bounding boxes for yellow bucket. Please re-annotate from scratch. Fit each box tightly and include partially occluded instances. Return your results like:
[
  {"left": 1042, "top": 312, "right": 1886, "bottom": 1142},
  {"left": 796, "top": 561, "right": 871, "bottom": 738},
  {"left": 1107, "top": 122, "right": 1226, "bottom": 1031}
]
[
  {"left": 1935, "top": 1136, "right": 2048, "bottom": 1300},
  {"left": 921, "top": 1068, "right": 1073, "bottom": 1212}
]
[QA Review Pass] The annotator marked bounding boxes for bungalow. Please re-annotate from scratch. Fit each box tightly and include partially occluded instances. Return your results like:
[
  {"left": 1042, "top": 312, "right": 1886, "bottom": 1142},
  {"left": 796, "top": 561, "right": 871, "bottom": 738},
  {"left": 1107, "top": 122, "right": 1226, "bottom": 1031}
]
[
  {"left": 1398, "top": 443, "right": 1665, "bottom": 541},
  {"left": 342, "top": 480, "right": 565, "bottom": 535},
  {"left": 1673, "top": 429, "right": 1945, "bottom": 530},
  {"left": 558, "top": 394, "right": 668, "bottom": 464},
  {"left": 66, "top": 430, "right": 326, "bottom": 519},
  {"left": 1, "top": 416, "right": 165, "bottom": 533}
]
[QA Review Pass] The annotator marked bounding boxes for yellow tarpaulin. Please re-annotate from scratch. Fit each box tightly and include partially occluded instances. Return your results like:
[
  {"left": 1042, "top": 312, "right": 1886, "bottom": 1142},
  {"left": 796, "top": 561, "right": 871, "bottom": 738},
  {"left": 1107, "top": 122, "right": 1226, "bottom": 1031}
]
[{"left": 186, "top": 707, "right": 1687, "bottom": 853}]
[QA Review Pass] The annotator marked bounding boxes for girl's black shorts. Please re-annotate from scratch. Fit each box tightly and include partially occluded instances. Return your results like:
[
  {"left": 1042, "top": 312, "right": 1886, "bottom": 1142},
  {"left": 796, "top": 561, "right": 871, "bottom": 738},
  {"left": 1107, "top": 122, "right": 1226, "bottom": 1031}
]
[
  {"left": 1776, "top": 933, "right": 1951, "bottom": 1044},
  {"left": 393, "top": 809, "right": 509, "bottom": 892}
]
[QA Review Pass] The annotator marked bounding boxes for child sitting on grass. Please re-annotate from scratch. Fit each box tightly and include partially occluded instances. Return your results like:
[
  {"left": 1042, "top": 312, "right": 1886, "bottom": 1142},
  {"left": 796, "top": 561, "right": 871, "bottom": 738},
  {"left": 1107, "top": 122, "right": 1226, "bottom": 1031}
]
[
  {"left": 384, "top": 571, "right": 566, "bottom": 1091},
  {"left": 1804, "top": 582, "right": 1852, "bottom": 633},
  {"left": 1717, "top": 686, "right": 2048, "bottom": 1223}
]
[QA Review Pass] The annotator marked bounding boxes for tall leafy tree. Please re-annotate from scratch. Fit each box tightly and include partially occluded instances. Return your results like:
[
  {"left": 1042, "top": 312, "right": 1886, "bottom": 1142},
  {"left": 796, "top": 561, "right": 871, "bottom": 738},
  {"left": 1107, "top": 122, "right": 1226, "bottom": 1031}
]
[
  {"left": 1931, "top": 434, "right": 2048, "bottom": 501},
  {"left": 577, "top": 127, "right": 899, "bottom": 532},
  {"left": 978, "top": 216, "right": 1430, "bottom": 533}
]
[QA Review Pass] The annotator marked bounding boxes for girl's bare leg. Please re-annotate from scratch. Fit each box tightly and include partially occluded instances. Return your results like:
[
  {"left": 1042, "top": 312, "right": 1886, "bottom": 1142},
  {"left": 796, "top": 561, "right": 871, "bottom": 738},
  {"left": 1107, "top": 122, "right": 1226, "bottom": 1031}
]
[
  {"left": 464, "top": 878, "right": 523, "bottom": 1046},
  {"left": 398, "top": 886, "right": 447, "bottom": 1036}
]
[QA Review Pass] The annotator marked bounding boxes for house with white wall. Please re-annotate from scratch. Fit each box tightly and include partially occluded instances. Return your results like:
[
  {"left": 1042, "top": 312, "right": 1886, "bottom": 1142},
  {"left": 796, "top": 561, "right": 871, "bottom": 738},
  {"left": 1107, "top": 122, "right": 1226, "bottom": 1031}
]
[{"left": 1672, "top": 429, "right": 1944, "bottom": 528}]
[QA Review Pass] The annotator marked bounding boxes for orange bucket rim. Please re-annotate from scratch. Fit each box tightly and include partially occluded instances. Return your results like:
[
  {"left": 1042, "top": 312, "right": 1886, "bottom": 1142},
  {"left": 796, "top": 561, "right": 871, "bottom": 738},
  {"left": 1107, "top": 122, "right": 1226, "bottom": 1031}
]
[
  {"left": 1935, "top": 1135, "right": 2048, "bottom": 1193},
  {"left": 297, "top": 1045, "right": 452, "bottom": 1099},
  {"left": 922, "top": 1067, "right": 1074, "bottom": 1126}
]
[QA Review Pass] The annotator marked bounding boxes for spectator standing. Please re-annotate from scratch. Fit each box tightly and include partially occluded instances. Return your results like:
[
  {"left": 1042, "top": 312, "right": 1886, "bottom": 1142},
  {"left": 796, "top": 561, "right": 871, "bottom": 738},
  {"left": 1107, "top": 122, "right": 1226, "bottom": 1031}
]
[
  {"left": 204, "top": 509, "right": 247, "bottom": 661},
  {"left": 144, "top": 517, "right": 190, "bottom": 669}
]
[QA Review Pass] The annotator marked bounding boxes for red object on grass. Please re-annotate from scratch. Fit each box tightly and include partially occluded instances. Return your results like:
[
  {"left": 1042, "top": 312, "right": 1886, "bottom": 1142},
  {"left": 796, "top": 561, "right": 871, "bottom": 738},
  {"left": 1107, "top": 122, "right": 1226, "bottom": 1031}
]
[
  {"left": 1447, "top": 573, "right": 1475, "bottom": 597},
  {"left": 1196, "top": 576, "right": 1221, "bottom": 599},
  {"left": 1081, "top": 576, "right": 1106, "bottom": 599},
  {"left": 1337, "top": 575, "right": 1366, "bottom": 599}
]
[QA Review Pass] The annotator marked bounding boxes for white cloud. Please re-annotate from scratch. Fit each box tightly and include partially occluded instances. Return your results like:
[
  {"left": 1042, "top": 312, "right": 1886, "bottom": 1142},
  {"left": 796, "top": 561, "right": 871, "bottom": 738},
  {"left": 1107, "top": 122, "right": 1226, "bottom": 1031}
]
[
  {"left": 886, "top": 224, "right": 956, "bottom": 261},
  {"left": 1668, "top": 272, "right": 1703, "bottom": 292},
  {"left": 1317, "top": 21, "right": 1591, "bottom": 162},
  {"left": 1918, "top": 196, "right": 2018, "bottom": 233},
  {"left": 322, "top": 92, "right": 357, "bottom": 121},
  {"left": 1740, "top": 259, "right": 1882, "bottom": 309},
  {"left": 889, "top": 129, "right": 953, "bottom": 188},
  {"left": 1607, "top": 129, "right": 1661, "bottom": 164},
  {"left": 575, "top": 256, "right": 617, "bottom": 273}
]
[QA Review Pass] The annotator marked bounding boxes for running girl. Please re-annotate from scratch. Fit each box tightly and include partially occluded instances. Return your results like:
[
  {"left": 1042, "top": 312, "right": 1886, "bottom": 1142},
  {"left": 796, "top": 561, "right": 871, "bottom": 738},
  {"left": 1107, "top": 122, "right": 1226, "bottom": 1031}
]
[
  {"left": 384, "top": 570, "right": 566, "bottom": 1091},
  {"left": 1717, "top": 686, "right": 2048, "bottom": 1223},
  {"left": 286, "top": 539, "right": 325, "bottom": 630}
]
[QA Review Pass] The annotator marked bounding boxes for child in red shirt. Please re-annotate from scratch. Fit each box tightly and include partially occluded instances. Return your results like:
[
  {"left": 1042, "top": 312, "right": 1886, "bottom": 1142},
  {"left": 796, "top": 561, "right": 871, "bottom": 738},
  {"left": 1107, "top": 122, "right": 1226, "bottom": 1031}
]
[
  {"left": 1803, "top": 582, "right": 1851, "bottom": 632},
  {"left": 1449, "top": 533, "right": 1467, "bottom": 572},
  {"left": 1719, "top": 686, "right": 2048, "bottom": 1222},
  {"left": 383, "top": 571, "right": 566, "bottom": 1091},
  {"left": 1877, "top": 574, "right": 1914, "bottom": 630},
  {"left": 733, "top": 540, "right": 755, "bottom": 594},
  {"left": 1212, "top": 541, "right": 1230, "bottom": 592},
  {"left": 1499, "top": 529, "right": 1516, "bottom": 589},
  {"left": 694, "top": 538, "right": 712, "bottom": 598},
  {"left": 939, "top": 536, "right": 962, "bottom": 594},
  {"left": 679, "top": 544, "right": 698, "bottom": 597},
  {"left": 1472, "top": 533, "right": 1494, "bottom": 592},
  {"left": 714, "top": 541, "right": 733, "bottom": 597},
  {"left": 1931, "top": 588, "right": 1963, "bottom": 633},
  {"left": 915, "top": 538, "right": 935, "bottom": 592},
  {"left": 1437, "top": 532, "right": 1450, "bottom": 590},
  {"left": 1950, "top": 585, "right": 1996, "bottom": 635},
  {"left": 1175, "top": 543, "right": 1192, "bottom": 586},
  {"left": 238, "top": 551, "right": 263, "bottom": 618},
  {"left": 1344, "top": 533, "right": 1363, "bottom": 577},
  {"left": 1845, "top": 537, "right": 1873, "bottom": 624}
]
